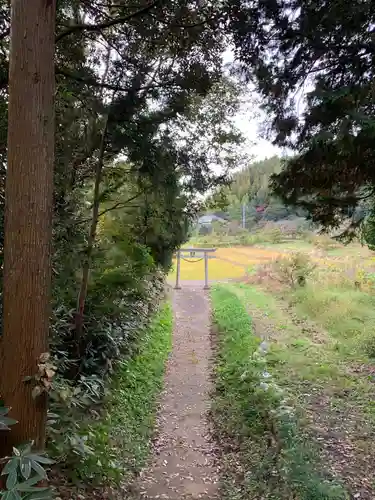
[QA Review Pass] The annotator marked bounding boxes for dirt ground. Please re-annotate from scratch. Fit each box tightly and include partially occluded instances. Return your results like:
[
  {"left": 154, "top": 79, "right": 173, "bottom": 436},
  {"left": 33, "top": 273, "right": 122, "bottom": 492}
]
[{"left": 136, "top": 285, "right": 218, "bottom": 500}]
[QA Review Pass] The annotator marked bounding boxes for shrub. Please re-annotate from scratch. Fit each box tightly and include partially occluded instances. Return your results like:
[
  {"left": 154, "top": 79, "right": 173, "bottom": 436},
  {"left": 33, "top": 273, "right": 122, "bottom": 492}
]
[
  {"left": 0, "top": 444, "right": 54, "bottom": 499},
  {"left": 238, "top": 232, "right": 257, "bottom": 246},
  {"left": 361, "top": 210, "right": 375, "bottom": 251},
  {"left": 273, "top": 253, "right": 315, "bottom": 288},
  {"left": 0, "top": 409, "right": 54, "bottom": 499},
  {"left": 49, "top": 303, "right": 172, "bottom": 486},
  {"left": 305, "top": 233, "right": 341, "bottom": 251},
  {"left": 353, "top": 270, "right": 375, "bottom": 293},
  {"left": 256, "top": 224, "right": 284, "bottom": 243}
]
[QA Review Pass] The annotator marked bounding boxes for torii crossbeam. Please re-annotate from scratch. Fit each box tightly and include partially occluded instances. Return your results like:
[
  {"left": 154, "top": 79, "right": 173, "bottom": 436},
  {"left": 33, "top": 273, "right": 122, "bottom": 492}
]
[{"left": 174, "top": 247, "right": 217, "bottom": 290}]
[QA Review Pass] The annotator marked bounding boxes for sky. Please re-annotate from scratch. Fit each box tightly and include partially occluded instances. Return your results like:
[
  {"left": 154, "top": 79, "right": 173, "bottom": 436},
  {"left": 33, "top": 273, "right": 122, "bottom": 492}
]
[
  {"left": 234, "top": 112, "right": 282, "bottom": 161},
  {"left": 222, "top": 49, "right": 283, "bottom": 162}
]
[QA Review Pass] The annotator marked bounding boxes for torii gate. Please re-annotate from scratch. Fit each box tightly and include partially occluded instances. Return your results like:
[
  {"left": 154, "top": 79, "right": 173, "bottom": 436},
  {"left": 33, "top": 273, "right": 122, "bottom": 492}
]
[{"left": 174, "top": 247, "right": 217, "bottom": 290}]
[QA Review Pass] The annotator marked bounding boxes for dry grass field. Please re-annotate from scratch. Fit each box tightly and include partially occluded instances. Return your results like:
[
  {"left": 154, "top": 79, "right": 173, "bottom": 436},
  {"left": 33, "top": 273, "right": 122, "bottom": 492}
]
[{"left": 169, "top": 240, "right": 375, "bottom": 283}]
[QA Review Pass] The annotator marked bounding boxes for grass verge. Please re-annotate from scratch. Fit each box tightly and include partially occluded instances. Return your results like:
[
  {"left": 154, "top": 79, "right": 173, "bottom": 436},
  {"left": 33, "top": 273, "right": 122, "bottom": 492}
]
[
  {"left": 292, "top": 284, "right": 375, "bottom": 358},
  {"left": 211, "top": 284, "right": 347, "bottom": 500},
  {"left": 74, "top": 302, "right": 172, "bottom": 487}
]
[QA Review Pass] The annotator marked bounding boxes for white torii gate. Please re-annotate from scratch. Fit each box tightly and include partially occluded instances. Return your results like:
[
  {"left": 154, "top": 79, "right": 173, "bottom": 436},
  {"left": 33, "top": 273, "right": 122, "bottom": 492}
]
[{"left": 174, "top": 247, "right": 217, "bottom": 290}]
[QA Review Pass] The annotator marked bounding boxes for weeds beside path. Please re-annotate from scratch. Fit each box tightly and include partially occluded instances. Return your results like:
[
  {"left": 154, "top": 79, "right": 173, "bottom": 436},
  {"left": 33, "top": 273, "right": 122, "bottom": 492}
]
[
  {"left": 211, "top": 285, "right": 347, "bottom": 500},
  {"left": 55, "top": 304, "right": 173, "bottom": 500},
  {"left": 231, "top": 283, "right": 375, "bottom": 498}
]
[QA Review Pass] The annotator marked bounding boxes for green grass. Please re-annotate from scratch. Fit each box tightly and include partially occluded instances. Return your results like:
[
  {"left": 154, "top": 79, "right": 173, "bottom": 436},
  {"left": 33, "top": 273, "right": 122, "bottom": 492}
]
[
  {"left": 232, "top": 283, "right": 375, "bottom": 408},
  {"left": 257, "top": 240, "right": 314, "bottom": 252},
  {"left": 292, "top": 284, "right": 375, "bottom": 357},
  {"left": 211, "top": 286, "right": 261, "bottom": 438},
  {"left": 211, "top": 285, "right": 347, "bottom": 500},
  {"left": 232, "top": 283, "right": 345, "bottom": 383},
  {"left": 75, "top": 303, "right": 172, "bottom": 485}
]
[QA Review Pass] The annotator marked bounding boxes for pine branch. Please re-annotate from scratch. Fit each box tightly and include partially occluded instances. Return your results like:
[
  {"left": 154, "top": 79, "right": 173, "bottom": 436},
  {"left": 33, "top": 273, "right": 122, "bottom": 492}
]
[
  {"left": 56, "top": 1, "right": 161, "bottom": 42},
  {"left": 56, "top": 67, "right": 178, "bottom": 93}
]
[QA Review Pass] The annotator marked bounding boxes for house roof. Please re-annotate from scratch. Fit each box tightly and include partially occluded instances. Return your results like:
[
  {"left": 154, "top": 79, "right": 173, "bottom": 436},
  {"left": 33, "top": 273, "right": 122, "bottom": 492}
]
[{"left": 198, "top": 214, "right": 226, "bottom": 224}]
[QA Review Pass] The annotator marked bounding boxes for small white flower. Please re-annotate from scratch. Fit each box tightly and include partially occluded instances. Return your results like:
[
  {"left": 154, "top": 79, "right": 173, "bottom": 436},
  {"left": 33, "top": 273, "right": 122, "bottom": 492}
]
[
  {"left": 259, "top": 382, "right": 269, "bottom": 390},
  {"left": 262, "top": 371, "right": 271, "bottom": 379},
  {"left": 258, "top": 341, "right": 268, "bottom": 354}
]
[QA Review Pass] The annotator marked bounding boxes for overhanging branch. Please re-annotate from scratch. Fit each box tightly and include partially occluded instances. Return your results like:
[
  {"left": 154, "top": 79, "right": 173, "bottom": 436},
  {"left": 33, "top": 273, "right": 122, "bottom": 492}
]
[
  {"left": 77, "top": 190, "right": 147, "bottom": 224},
  {"left": 56, "top": 1, "right": 161, "bottom": 42},
  {"left": 56, "top": 67, "right": 179, "bottom": 93}
]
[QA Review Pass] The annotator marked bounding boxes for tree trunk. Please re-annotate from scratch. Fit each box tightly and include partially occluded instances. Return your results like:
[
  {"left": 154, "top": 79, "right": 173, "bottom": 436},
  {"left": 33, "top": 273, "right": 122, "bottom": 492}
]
[
  {"left": 75, "top": 118, "right": 108, "bottom": 344},
  {"left": 0, "top": 0, "right": 56, "bottom": 453},
  {"left": 74, "top": 51, "right": 111, "bottom": 346}
]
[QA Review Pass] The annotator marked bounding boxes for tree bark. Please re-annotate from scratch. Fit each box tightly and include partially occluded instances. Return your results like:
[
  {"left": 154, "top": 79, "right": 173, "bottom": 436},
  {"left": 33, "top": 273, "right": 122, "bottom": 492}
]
[{"left": 0, "top": 0, "right": 56, "bottom": 453}]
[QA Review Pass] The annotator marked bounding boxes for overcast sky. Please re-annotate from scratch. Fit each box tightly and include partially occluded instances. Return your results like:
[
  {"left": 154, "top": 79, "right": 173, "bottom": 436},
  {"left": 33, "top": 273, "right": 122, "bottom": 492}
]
[
  {"left": 234, "top": 111, "right": 282, "bottom": 161},
  {"left": 222, "top": 49, "right": 283, "bottom": 162}
]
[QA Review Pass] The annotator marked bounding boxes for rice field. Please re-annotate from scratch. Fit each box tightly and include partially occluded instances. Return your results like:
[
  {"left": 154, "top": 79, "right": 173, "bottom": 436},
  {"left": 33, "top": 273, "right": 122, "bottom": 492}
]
[
  {"left": 169, "top": 243, "right": 375, "bottom": 282},
  {"left": 169, "top": 254, "right": 246, "bottom": 281},
  {"left": 169, "top": 246, "right": 283, "bottom": 282}
]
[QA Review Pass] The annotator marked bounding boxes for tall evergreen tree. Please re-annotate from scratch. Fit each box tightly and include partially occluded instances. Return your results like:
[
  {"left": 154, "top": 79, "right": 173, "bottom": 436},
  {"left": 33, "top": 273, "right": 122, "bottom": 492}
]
[
  {"left": 227, "top": 0, "right": 375, "bottom": 232},
  {"left": 0, "top": 0, "right": 246, "bottom": 452},
  {"left": 1, "top": 0, "right": 56, "bottom": 452}
]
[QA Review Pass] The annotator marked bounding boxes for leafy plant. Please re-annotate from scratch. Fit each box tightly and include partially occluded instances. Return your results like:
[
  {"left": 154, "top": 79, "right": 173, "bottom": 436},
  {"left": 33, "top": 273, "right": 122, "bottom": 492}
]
[
  {"left": 273, "top": 253, "right": 316, "bottom": 288},
  {"left": 0, "top": 407, "right": 17, "bottom": 431},
  {"left": 0, "top": 405, "right": 54, "bottom": 498},
  {"left": 1, "top": 443, "right": 54, "bottom": 499},
  {"left": 23, "top": 353, "right": 57, "bottom": 400},
  {"left": 48, "top": 304, "right": 172, "bottom": 485},
  {"left": 261, "top": 225, "right": 284, "bottom": 244},
  {"left": 307, "top": 234, "right": 341, "bottom": 251},
  {"left": 362, "top": 210, "right": 375, "bottom": 251}
]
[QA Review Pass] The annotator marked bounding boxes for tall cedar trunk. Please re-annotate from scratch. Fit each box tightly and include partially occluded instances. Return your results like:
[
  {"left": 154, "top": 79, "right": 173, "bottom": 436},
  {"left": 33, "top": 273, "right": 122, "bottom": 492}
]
[{"left": 0, "top": 0, "right": 56, "bottom": 453}]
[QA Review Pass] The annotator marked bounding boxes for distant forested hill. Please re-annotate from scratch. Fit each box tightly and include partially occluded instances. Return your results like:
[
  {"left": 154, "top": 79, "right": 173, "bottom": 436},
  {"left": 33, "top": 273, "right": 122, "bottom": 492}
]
[{"left": 218, "top": 156, "right": 306, "bottom": 228}]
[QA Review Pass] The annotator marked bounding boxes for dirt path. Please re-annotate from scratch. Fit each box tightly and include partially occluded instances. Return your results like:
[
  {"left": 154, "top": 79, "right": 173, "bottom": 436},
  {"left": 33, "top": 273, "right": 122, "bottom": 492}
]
[{"left": 138, "top": 285, "right": 218, "bottom": 500}]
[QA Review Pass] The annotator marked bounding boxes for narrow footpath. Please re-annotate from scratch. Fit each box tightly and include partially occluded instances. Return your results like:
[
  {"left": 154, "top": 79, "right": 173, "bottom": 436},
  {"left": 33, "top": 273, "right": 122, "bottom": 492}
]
[{"left": 138, "top": 285, "right": 218, "bottom": 499}]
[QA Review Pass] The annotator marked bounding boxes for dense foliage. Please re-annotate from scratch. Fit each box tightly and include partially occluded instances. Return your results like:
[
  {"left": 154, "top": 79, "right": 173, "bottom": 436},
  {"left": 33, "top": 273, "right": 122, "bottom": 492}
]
[
  {"left": 205, "top": 156, "right": 306, "bottom": 230},
  {"left": 0, "top": 0, "right": 247, "bottom": 492},
  {"left": 227, "top": 0, "right": 375, "bottom": 234}
]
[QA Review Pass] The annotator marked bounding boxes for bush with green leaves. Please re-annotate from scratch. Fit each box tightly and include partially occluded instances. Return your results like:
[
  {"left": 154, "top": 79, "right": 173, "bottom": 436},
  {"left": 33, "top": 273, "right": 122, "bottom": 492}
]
[
  {"left": 304, "top": 232, "right": 341, "bottom": 251},
  {"left": 0, "top": 407, "right": 17, "bottom": 432},
  {"left": 51, "top": 237, "right": 164, "bottom": 380},
  {"left": 362, "top": 209, "right": 375, "bottom": 251},
  {"left": 1, "top": 444, "right": 54, "bottom": 500},
  {"left": 273, "top": 253, "right": 316, "bottom": 288},
  {"left": 0, "top": 408, "right": 53, "bottom": 499},
  {"left": 48, "top": 303, "right": 172, "bottom": 485},
  {"left": 47, "top": 200, "right": 171, "bottom": 491}
]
